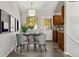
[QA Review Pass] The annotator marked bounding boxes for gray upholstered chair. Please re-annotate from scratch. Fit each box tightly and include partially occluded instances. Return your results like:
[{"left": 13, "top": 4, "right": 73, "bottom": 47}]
[
  {"left": 16, "top": 34, "right": 29, "bottom": 53},
  {"left": 34, "top": 34, "right": 47, "bottom": 53}
]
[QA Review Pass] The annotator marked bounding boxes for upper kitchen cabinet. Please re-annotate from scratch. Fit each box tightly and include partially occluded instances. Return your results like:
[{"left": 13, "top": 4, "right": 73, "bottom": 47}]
[
  {"left": 61, "top": 5, "right": 64, "bottom": 25},
  {"left": 53, "top": 5, "right": 64, "bottom": 25},
  {"left": 53, "top": 15, "right": 61, "bottom": 25}
]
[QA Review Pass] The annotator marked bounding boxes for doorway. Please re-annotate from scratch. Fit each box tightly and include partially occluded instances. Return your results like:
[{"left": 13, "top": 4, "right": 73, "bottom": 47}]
[{"left": 53, "top": 5, "right": 64, "bottom": 51}]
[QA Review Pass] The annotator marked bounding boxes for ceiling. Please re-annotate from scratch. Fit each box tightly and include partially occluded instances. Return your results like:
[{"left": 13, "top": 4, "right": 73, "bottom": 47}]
[
  {"left": 14, "top": 1, "right": 60, "bottom": 16},
  {"left": 54, "top": 1, "right": 64, "bottom": 13}
]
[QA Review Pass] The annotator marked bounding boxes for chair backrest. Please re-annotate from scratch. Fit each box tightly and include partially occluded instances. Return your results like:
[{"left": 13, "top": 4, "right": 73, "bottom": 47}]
[
  {"left": 16, "top": 34, "right": 27, "bottom": 45},
  {"left": 36, "top": 34, "right": 46, "bottom": 44}
]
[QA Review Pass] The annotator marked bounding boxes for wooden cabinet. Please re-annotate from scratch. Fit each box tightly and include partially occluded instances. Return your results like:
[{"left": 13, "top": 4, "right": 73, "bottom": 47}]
[
  {"left": 53, "top": 31, "right": 58, "bottom": 42},
  {"left": 53, "top": 6, "right": 64, "bottom": 25},
  {"left": 61, "top": 5, "right": 64, "bottom": 25},
  {"left": 53, "top": 15, "right": 61, "bottom": 25},
  {"left": 58, "top": 31, "right": 64, "bottom": 51},
  {"left": 53, "top": 5, "right": 64, "bottom": 51}
]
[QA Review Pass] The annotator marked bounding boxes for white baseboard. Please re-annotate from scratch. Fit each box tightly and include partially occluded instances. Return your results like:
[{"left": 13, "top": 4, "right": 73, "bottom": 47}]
[
  {"left": 64, "top": 51, "right": 72, "bottom": 57},
  {"left": 4, "top": 44, "right": 17, "bottom": 57}
]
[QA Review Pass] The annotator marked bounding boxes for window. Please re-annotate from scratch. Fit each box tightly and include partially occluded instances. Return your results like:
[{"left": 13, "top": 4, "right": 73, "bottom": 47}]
[{"left": 44, "top": 18, "right": 52, "bottom": 30}]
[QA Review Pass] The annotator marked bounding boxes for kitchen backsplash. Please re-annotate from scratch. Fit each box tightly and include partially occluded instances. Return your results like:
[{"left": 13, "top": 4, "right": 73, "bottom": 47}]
[{"left": 53, "top": 25, "right": 64, "bottom": 31}]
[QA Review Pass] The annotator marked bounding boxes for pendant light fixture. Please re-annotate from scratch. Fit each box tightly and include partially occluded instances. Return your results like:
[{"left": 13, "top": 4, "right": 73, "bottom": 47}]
[{"left": 28, "top": 2, "right": 36, "bottom": 16}]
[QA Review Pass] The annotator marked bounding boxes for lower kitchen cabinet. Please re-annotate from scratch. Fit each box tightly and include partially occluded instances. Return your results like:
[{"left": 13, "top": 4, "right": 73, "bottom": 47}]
[
  {"left": 53, "top": 31, "right": 58, "bottom": 42},
  {"left": 58, "top": 31, "right": 64, "bottom": 51}
]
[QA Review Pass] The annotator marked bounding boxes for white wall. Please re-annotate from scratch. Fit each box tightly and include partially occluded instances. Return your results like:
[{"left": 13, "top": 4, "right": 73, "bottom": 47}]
[
  {"left": 65, "top": 2, "right": 79, "bottom": 56},
  {"left": 0, "top": 2, "right": 20, "bottom": 57},
  {"left": 0, "top": 32, "right": 18, "bottom": 57},
  {"left": 0, "top": 2, "right": 20, "bottom": 20},
  {"left": 43, "top": 30, "right": 52, "bottom": 40}
]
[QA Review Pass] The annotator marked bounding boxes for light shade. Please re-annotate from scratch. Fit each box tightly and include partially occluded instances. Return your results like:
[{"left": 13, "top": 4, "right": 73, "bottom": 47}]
[{"left": 28, "top": 10, "right": 36, "bottom": 16}]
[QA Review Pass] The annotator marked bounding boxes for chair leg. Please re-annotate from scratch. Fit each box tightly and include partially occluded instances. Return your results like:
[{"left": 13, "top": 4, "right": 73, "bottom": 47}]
[
  {"left": 44, "top": 44, "right": 47, "bottom": 52},
  {"left": 34, "top": 43, "right": 36, "bottom": 51},
  {"left": 27, "top": 44, "right": 29, "bottom": 51},
  {"left": 39, "top": 44, "right": 42, "bottom": 53},
  {"left": 28, "top": 43, "right": 30, "bottom": 47},
  {"left": 23, "top": 45, "right": 25, "bottom": 49},
  {"left": 41, "top": 45, "right": 42, "bottom": 53},
  {"left": 27, "top": 37, "right": 30, "bottom": 47},
  {"left": 16, "top": 45, "right": 18, "bottom": 51},
  {"left": 35, "top": 45, "right": 37, "bottom": 52},
  {"left": 35, "top": 44, "right": 37, "bottom": 52},
  {"left": 20, "top": 45, "right": 22, "bottom": 53},
  {"left": 34, "top": 44, "right": 35, "bottom": 51}
]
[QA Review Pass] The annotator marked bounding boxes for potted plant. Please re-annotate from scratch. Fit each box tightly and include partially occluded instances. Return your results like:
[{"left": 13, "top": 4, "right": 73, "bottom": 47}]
[{"left": 21, "top": 25, "right": 28, "bottom": 33}]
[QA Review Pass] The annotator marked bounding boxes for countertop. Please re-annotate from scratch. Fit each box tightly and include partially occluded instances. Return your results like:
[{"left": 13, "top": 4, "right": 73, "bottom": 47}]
[{"left": 58, "top": 31, "right": 64, "bottom": 33}]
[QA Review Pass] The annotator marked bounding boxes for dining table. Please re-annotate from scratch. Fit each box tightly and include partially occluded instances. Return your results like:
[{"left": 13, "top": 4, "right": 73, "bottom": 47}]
[{"left": 22, "top": 32, "right": 43, "bottom": 51}]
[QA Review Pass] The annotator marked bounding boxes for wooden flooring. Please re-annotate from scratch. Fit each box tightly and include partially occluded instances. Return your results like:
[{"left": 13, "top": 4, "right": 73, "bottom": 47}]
[{"left": 7, "top": 42, "right": 70, "bottom": 57}]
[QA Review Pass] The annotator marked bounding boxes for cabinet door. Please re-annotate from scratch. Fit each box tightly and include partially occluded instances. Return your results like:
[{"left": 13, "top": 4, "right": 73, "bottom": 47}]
[
  {"left": 53, "top": 15, "right": 61, "bottom": 25},
  {"left": 53, "top": 31, "right": 58, "bottom": 42},
  {"left": 58, "top": 32, "right": 64, "bottom": 51},
  {"left": 61, "top": 5, "right": 64, "bottom": 25}
]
